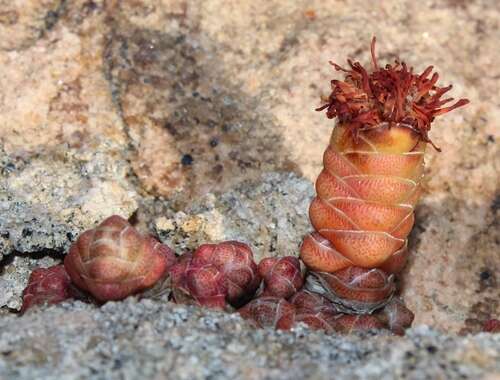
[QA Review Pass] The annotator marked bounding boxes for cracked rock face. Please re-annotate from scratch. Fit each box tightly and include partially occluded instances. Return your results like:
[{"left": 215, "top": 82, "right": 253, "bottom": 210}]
[{"left": 0, "top": 0, "right": 499, "bottom": 378}]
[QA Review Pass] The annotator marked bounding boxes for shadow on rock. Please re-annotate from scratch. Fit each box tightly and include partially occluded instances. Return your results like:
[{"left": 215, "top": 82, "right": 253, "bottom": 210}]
[{"left": 104, "top": 4, "right": 299, "bottom": 208}]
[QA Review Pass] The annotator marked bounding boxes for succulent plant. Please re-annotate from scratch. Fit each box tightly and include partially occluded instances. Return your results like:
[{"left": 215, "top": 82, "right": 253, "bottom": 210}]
[
  {"left": 301, "top": 121, "right": 426, "bottom": 272},
  {"left": 184, "top": 260, "right": 228, "bottom": 309},
  {"left": 64, "top": 215, "right": 176, "bottom": 302},
  {"left": 21, "top": 264, "right": 73, "bottom": 313},
  {"left": 294, "top": 309, "right": 340, "bottom": 334},
  {"left": 238, "top": 296, "right": 296, "bottom": 330},
  {"left": 192, "top": 241, "right": 260, "bottom": 306},
  {"left": 258, "top": 256, "right": 304, "bottom": 299},
  {"left": 239, "top": 291, "right": 389, "bottom": 334},
  {"left": 305, "top": 267, "right": 395, "bottom": 314},
  {"left": 290, "top": 288, "right": 391, "bottom": 334},
  {"left": 170, "top": 252, "right": 226, "bottom": 309},
  {"left": 169, "top": 252, "right": 194, "bottom": 303},
  {"left": 170, "top": 241, "right": 260, "bottom": 308},
  {"left": 289, "top": 289, "right": 335, "bottom": 313},
  {"left": 300, "top": 38, "right": 468, "bottom": 322},
  {"left": 483, "top": 319, "right": 500, "bottom": 333},
  {"left": 378, "top": 298, "right": 415, "bottom": 335},
  {"left": 331, "top": 314, "right": 386, "bottom": 334}
]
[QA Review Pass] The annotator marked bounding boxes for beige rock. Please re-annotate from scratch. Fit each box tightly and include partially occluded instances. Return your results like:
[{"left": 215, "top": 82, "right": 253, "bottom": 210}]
[
  {"left": 0, "top": 0, "right": 498, "bottom": 333},
  {"left": 0, "top": 0, "right": 63, "bottom": 51},
  {"left": 154, "top": 173, "right": 314, "bottom": 262},
  {"left": 0, "top": 1, "right": 137, "bottom": 260}
]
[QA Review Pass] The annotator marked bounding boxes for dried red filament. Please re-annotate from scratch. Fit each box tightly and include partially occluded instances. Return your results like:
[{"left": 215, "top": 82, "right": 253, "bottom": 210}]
[
  {"left": 21, "top": 265, "right": 72, "bottom": 313},
  {"left": 317, "top": 37, "right": 469, "bottom": 150}
]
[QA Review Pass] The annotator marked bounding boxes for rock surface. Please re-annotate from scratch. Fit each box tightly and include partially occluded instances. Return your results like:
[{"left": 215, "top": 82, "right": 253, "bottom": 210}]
[
  {"left": 153, "top": 172, "right": 314, "bottom": 262},
  {"left": 0, "top": 300, "right": 499, "bottom": 380},
  {"left": 0, "top": 0, "right": 499, "bottom": 378},
  {"left": 0, "top": 254, "right": 59, "bottom": 311}
]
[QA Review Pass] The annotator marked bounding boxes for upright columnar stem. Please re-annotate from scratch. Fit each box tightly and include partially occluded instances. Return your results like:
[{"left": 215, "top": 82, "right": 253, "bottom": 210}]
[{"left": 300, "top": 37, "right": 468, "bottom": 316}]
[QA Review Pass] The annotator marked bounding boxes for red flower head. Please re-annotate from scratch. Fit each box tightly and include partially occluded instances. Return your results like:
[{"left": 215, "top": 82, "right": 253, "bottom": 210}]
[
  {"left": 316, "top": 37, "right": 469, "bottom": 151},
  {"left": 305, "top": 267, "right": 395, "bottom": 314},
  {"left": 64, "top": 215, "right": 175, "bottom": 302},
  {"left": 21, "top": 264, "right": 72, "bottom": 313},
  {"left": 258, "top": 256, "right": 304, "bottom": 299},
  {"left": 192, "top": 241, "right": 260, "bottom": 306},
  {"left": 238, "top": 296, "right": 296, "bottom": 330}
]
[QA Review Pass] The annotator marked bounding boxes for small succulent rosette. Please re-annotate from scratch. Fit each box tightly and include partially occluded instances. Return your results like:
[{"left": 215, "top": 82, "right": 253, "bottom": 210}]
[{"left": 64, "top": 215, "right": 176, "bottom": 301}]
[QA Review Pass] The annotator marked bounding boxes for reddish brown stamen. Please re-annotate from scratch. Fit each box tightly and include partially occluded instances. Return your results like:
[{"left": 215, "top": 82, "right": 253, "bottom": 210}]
[{"left": 317, "top": 37, "right": 469, "bottom": 149}]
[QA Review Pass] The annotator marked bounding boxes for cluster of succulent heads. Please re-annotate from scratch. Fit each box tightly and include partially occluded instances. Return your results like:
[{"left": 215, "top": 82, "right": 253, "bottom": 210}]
[{"left": 22, "top": 215, "right": 413, "bottom": 335}]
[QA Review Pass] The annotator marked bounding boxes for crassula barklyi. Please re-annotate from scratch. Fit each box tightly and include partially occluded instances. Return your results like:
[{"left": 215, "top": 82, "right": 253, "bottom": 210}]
[
  {"left": 64, "top": 215, "right": 176, "bottom": 301},
  {"left": 300, "top": 37, "right": 468, "bottom": 313}
]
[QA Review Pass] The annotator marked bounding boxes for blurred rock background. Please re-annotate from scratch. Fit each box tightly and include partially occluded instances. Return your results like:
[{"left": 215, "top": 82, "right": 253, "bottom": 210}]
[{"left": 0, "top": 0, "right": 498, "bottom": 378}]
